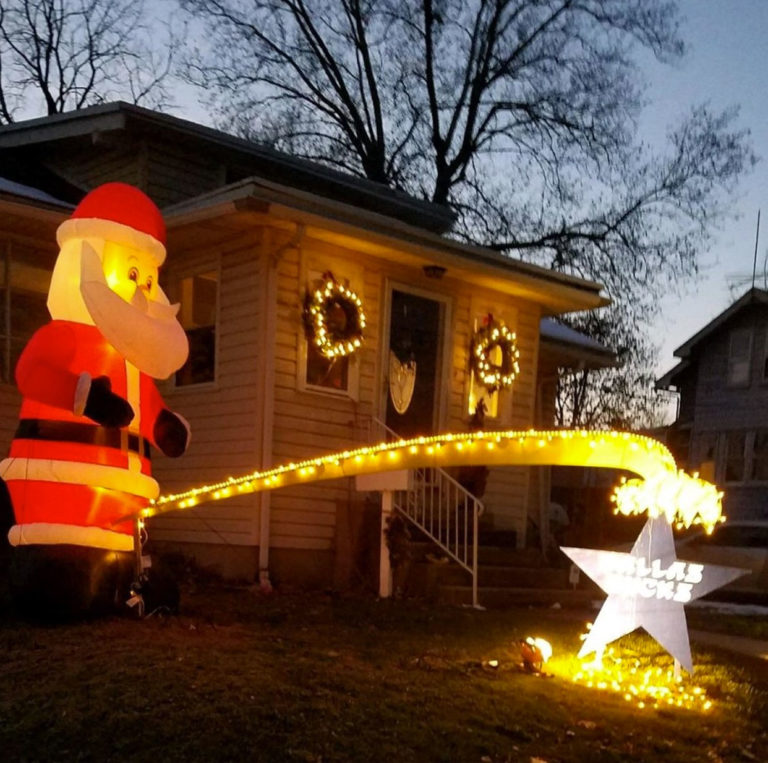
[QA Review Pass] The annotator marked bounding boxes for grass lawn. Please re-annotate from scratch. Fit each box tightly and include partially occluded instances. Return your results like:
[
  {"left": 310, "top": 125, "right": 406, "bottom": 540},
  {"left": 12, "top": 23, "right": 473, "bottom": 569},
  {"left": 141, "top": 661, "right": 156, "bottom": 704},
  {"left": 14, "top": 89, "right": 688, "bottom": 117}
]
[{"left": 1, "top": 585, "right": 767, "bottom": 762}]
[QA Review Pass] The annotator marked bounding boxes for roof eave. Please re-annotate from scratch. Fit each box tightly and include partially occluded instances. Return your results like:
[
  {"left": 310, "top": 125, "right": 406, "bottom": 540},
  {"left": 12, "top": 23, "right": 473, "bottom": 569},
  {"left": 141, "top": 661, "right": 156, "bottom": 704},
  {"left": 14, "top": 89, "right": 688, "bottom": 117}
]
[
  {"left": 165, "top": 180, "right": 608, "bottom": 316},
  {"left": 0, "top": 102, "right": 456, "bottom": 234},
  {"left": 655, "top": 359, "right": 688, "bottom": 390},
  {"left": 673, "top": 288, "right": 768, "bottom": 358}
]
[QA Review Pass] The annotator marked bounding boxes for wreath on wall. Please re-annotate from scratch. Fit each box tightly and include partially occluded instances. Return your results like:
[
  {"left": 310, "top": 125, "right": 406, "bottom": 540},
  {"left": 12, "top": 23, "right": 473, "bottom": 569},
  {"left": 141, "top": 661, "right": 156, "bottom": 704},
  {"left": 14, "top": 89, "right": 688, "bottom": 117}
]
[
  {"left": 303, "top": 272, "right": 366, "bottom": 359},
  {"left": 470, "top": 314, "right": 520, "bottom": 392}
]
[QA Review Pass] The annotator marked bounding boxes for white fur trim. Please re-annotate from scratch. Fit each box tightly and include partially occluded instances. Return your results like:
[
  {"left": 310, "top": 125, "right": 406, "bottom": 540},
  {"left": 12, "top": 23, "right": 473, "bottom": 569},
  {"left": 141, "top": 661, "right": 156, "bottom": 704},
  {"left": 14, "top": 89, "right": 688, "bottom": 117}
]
[
  {"left": 8, "top": 523, "right": 134, "bottom": 551},
  {"left": 74, "top": 372, "right": 92, "bottom": 416},
  {"left": 57, "top": 217, "right": 166, "bottom": 265},
  {"left": 0, "top": 457, "right": 160, "bottom": 500}
]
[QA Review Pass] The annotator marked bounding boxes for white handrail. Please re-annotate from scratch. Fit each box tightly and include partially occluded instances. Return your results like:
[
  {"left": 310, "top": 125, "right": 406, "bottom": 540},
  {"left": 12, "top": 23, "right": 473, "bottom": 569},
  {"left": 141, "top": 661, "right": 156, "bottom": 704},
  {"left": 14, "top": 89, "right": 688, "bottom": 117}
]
[{"left": 370, "top": 418, "right": 482, "bottom": 607}]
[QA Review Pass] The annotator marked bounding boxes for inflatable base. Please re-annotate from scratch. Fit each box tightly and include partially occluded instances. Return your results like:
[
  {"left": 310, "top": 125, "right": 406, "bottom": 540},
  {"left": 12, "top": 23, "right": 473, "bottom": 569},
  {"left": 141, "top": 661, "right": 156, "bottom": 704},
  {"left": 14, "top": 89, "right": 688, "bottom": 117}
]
[{"left": 9, "top": 544, "right": 135, "bottom": 620}]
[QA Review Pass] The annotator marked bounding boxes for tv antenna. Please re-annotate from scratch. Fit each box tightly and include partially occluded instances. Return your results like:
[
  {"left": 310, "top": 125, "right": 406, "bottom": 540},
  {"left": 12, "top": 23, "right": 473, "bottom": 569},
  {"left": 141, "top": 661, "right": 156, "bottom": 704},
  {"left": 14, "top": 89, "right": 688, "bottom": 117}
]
[{"left": 727, "top": 210, "right": 765, "bottom": 294}]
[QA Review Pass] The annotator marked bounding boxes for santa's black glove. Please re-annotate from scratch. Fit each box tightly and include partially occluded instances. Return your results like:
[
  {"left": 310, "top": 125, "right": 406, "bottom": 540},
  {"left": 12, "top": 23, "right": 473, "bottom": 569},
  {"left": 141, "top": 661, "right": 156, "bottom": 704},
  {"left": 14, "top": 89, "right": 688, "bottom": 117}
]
[
  {"left": 153, "top": 409, "right": 190, "bottom": 458},
  {"left": 84, "top": 376, "right": 134, "bottom": 428}
]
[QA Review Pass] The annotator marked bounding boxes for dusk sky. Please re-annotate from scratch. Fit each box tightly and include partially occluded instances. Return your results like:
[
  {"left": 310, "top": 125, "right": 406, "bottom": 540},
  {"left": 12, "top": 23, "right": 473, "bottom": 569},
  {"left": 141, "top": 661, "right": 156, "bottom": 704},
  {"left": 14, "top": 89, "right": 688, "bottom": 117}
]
[
  {"left": 642, "top": 0, "right": 768, "bottom": 376},
  {"left": 170, "top": 1, "right": 766, "bottom": 389}
]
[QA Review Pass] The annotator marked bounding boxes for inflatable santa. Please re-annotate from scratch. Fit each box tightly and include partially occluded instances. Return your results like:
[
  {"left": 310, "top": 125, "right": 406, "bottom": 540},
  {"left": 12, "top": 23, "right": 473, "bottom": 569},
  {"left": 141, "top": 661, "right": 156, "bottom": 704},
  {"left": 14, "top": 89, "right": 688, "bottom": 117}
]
[{"left": 2, "top": 182, "right": 190, "bottom": 617}]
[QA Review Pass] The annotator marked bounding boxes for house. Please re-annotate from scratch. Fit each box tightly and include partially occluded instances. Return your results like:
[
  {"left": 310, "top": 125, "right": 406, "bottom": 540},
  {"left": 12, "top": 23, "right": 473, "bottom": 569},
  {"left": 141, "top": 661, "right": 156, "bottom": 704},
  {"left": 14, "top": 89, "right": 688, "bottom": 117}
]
[
  {"left": 0, "top": 102, "right": 610, "bottom": 587},
  {"left": 657, "top": 287, "right": 768, "bottom": 521}
]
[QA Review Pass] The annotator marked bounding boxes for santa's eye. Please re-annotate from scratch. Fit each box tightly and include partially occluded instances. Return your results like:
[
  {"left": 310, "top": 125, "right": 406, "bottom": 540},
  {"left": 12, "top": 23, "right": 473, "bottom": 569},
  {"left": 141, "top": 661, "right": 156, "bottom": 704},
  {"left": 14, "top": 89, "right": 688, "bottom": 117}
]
[
  {"left": 145, "top": 276, "right": 153, "bottom": 290},
  {"left": 128, "top": 267, "right": 139, "bottom": 282}
]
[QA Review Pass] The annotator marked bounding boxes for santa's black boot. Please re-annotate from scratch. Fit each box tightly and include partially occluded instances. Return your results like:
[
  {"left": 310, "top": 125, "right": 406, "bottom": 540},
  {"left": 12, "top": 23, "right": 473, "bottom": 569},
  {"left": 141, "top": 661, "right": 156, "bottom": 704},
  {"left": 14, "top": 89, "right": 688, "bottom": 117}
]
[{"left": 9, "top": 545, "right": 134, "bottom": 620}]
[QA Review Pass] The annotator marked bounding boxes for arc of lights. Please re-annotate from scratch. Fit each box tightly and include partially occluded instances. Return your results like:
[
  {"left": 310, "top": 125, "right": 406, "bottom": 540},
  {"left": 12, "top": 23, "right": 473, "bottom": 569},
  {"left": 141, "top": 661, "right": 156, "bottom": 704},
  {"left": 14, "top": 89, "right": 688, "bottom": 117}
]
[{"left": 117, "top": 429, "right": 724, "bottom": 533}]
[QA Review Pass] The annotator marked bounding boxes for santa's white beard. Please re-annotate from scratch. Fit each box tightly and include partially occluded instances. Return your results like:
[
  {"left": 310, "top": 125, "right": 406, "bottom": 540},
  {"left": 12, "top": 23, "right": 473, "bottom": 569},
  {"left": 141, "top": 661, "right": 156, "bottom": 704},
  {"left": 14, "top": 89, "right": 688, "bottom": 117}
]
[{"left": 80, "top": 243, "right": 189, "bottom": 379}]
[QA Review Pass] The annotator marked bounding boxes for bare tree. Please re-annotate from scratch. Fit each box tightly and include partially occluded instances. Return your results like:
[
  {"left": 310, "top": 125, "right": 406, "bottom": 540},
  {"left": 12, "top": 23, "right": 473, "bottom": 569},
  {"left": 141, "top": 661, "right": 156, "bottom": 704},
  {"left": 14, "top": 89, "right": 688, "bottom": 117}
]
[
  {"left": 554, "top": 308, "right": 666, "bottom": 429},
  {"left": 0, "top": 0, "right": 175, "bottom": 124},
  {"left": 180, "top": 0, "right": 755, "bottom": 424}
]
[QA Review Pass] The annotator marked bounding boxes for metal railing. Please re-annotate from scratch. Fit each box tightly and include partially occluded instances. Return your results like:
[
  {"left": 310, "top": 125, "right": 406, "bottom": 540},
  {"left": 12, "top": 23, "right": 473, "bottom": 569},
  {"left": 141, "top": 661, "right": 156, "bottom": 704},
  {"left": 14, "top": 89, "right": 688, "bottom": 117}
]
[{"left": 369, "top": 418, "right": 483, "bottom": 608}]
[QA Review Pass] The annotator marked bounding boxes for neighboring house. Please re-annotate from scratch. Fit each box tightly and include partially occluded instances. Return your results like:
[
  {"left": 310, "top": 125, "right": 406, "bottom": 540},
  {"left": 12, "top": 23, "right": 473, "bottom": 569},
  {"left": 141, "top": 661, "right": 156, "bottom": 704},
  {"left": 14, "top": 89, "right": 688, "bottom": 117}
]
[
  {"left": 0, "top": 102, "right": 610, "bottom": 586},
  {"left": 657, "top": 288, "right": 768, "bottom": 521}
]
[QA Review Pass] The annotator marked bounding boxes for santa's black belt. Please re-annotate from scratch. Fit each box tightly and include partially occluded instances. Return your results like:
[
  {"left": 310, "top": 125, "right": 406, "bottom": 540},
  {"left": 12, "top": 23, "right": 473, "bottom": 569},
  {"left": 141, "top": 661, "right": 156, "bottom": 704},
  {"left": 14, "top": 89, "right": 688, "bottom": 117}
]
[{"left": 15, "top": 419, "right": 151, "bottom": 460}]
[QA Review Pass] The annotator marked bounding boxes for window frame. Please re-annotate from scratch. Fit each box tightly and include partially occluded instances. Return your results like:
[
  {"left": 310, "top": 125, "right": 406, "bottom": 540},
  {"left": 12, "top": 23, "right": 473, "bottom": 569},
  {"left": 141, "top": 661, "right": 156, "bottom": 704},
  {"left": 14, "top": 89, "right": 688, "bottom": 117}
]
[
  {"left": 761, "top": 326, "right": 768, "bottom": 384},
  {"left": 465, "top": 300, "right": 519, "bottom": 426},
  {"left": 167, "top": 258, "right": 221, "bottom": 390},
  {"left": 0, "top": 239, "right": 54, "bottom": 385},
  {"left": 726, "top": 327, "right": 753, "bottom": 387},
  {"left": 298, "top": 256, "right": 363, "bottom": 401},
  {"left": 718, "top": 428, "right": 768, "bottom": 486}
]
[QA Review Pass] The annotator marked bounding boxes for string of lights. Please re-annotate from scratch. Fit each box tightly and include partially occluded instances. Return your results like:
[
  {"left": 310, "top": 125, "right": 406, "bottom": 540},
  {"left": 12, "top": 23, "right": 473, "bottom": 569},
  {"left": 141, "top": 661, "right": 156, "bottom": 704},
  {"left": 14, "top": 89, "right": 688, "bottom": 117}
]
[{"left": 118, "top": 429, "right": 723, "bottom": 532}]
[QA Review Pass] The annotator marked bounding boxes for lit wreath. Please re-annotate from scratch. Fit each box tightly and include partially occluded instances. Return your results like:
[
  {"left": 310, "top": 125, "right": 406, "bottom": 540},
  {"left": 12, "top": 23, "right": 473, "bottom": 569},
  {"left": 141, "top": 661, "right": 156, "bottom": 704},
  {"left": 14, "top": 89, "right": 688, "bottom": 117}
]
[
  {"left": 303, "top": 272, "right": 366, "bottom": 359},
  {"left": 470, "top": 315, "right": 520, "bottom": 392}
]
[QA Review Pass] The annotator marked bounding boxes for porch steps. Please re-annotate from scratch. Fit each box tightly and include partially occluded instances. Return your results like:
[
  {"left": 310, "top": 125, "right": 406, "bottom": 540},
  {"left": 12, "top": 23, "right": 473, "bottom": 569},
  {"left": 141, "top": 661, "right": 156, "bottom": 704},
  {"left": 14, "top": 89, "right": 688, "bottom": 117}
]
[{"left": 403, "top": 540, "right": 600, "bottom": 609}]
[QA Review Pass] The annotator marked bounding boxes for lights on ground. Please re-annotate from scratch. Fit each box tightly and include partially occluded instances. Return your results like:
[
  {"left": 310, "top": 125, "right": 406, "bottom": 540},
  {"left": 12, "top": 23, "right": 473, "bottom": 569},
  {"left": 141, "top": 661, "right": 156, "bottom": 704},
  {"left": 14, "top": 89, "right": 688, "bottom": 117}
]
[{"left": 566, "top": 635, "right": 713, "bottom": 712}]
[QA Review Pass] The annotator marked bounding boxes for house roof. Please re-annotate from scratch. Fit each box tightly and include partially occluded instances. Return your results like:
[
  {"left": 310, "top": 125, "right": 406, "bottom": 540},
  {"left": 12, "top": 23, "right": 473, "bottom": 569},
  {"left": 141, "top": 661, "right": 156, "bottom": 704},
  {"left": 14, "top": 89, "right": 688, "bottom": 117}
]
[
  {"left": 656, "top": 359, "right": 690, "bottom": 390},
  {"left": 0, "top": 101, "right": 456, "bottom": 234},
  {"left": 672, "top": 288, "right": 768, "bottom": 358},
  {"left": 655, "top": 287, "right": 768, "bottom": 390},
  {"left": 0, "top": 104, "right": 609, "bottom": 316},
  {"left": 539, "top": 318, "right": 617, "bottom": 369},
  {"left": 164, "top": 178, "right": 609, "bottom": 316},
  {"left": 0, "top": 176, "right": 72, "bottom": 210}
]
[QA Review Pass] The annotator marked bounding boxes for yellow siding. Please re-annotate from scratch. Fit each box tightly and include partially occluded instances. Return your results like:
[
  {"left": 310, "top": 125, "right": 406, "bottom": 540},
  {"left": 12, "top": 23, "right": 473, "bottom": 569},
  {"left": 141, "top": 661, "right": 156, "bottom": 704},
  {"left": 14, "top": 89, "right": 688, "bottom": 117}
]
[
  {"left": 0, "top": 385, "right": 21, "bottom": 455},
  {"left": 150, "top": 231, "right": 264, "bottom": 546},
  {"left": 265, "top": 228, "right": 541, "bottom": 550}
]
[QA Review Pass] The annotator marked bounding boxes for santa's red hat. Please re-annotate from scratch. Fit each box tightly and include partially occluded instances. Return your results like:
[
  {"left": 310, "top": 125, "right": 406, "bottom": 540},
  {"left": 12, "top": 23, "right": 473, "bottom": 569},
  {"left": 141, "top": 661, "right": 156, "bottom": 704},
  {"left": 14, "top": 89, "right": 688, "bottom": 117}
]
[{"left": 56, "top": 182, "right": 166, "bottom": 265}]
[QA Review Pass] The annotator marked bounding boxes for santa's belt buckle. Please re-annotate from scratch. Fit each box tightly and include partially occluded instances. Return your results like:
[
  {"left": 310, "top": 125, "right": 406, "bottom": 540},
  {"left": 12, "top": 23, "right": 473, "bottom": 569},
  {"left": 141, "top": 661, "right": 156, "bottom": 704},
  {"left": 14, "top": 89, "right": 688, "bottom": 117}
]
[{"left": 121, "top": 430, "right": 148, "bottom": 459}]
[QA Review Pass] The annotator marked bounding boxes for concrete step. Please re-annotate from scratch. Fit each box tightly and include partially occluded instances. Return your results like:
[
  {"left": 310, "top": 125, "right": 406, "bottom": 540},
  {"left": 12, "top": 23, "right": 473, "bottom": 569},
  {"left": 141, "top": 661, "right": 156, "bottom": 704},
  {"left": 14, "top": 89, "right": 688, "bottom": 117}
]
[
  {"left": 407, "top": 541, "right": 546, "bottom": 568},
  {"left": 438, "top": 564, "right": 571, "bottom": 588},
  {"left": 439, "top": 584, "right": 603, "bottom": 609}
]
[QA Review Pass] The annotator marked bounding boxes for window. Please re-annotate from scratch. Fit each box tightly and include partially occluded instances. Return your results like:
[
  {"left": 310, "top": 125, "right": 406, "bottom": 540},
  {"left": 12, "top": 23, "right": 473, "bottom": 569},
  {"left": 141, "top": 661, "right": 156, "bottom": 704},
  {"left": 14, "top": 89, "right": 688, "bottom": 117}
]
[
  {"left": 466, "top": 311, "right": 516, "bottom": 421},
  {"left": 468, "top": 355, "right": 499, "bottom": 420},
  {"left": 762, "top": 328, "right": 768, "bottom": 382},
  {"left": 0, "top": 243, "right": 52, "bottom": 382},
  {"left": 727, "top": 328, "right": 752, "bottom": 386},
  {"left": 306, "top": 339, "right": 350, "bottom": 391},
  {"left": 720, "top": 429, "right": 768, "bottom": 483},
  {"left": 301, "top": 266, "right": 362, "bottom": 396},
  {"left": 174, "top": 270, "right": 218, "bottom": 386},
  {"left": 724, "top": 431, "right": 746, "bottom": 482},
  {"left": 692, "top": 431, "right": 717, "bottom": 482},
  {"left": 750, "top": 431, "right": 768, "bottom": 481}
]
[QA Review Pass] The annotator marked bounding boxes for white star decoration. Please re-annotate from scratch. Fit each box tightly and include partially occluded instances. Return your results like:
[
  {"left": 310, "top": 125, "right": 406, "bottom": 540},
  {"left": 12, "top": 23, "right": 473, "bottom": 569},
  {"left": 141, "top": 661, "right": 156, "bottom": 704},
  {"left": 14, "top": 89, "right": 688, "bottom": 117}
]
[{"left": 561, "top": 516, "right": 748, "bottom": 673}]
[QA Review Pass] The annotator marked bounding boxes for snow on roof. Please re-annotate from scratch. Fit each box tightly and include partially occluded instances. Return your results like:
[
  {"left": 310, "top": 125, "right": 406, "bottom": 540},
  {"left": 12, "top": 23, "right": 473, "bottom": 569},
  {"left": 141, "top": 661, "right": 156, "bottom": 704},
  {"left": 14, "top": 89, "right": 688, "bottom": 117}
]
[
  {"left": 0, "top": 176, "right": 71, "bottom": 207},
  {"left": 540, "top": 317, "right": 613, "bottom": 354}
]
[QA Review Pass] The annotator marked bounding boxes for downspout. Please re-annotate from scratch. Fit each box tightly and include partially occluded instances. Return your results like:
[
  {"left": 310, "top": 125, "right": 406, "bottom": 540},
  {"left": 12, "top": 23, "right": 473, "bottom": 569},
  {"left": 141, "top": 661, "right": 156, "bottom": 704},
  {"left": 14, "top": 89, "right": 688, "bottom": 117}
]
[
  {"left": 535, "top": 363, "right": 564, "bottom": 558},
  {"left": 535, "top": 375, "right": 549, "bottom": 558},
  {"left": 257, "top": 223, "right": 305, "bottom": 590}
]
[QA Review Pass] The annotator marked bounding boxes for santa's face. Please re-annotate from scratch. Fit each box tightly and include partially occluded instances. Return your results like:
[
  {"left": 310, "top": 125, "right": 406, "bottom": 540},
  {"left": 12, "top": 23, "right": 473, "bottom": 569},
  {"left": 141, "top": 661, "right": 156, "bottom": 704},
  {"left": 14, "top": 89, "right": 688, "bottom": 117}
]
[
  {"left": 74, "top": 241, "right": 189, "bottom": 380},
  {"left": 101, "top": 241, "right": 159, "bottom": 304}
]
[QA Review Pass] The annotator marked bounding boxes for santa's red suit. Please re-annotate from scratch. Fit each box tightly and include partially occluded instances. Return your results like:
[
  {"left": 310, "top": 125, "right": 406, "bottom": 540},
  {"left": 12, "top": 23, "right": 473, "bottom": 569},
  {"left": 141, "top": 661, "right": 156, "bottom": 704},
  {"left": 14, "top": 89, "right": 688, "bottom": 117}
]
[
  {"left": 3, "top": 321, "right": 169, "bottom": 551},
  {"left": 1, "top": 182, "right": 190, "bottom": 616}
]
